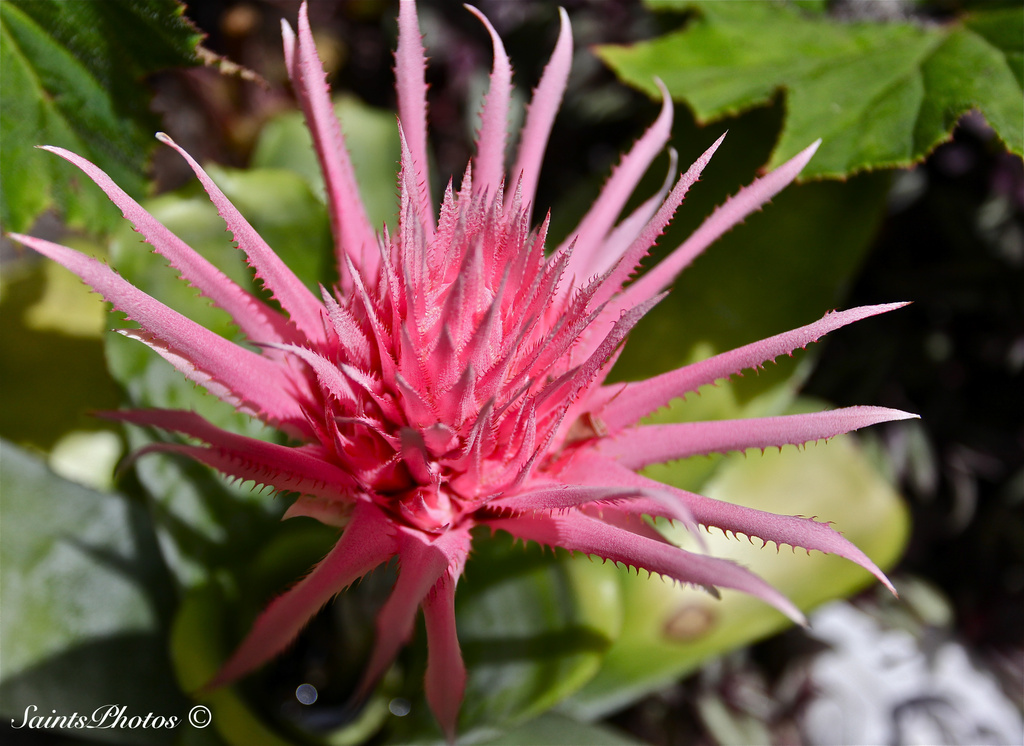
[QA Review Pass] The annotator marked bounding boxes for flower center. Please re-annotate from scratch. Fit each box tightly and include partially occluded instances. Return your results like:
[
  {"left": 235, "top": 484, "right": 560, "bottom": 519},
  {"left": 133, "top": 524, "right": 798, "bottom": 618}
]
[{"left": 394, "top": 484, "right": 459, "bottom": 533}]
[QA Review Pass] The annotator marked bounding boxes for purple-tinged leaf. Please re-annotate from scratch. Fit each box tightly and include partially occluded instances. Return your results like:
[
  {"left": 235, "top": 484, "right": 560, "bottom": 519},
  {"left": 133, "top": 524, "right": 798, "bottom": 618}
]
[
  {"left": 557, "top": 452, "right": 897, "bottom": 595},
  {"left": 36, "top": 145, "right": 295, "bottom": 346},
  {"left": 422, "top": 568, "right": 466, "bottom": 744}
]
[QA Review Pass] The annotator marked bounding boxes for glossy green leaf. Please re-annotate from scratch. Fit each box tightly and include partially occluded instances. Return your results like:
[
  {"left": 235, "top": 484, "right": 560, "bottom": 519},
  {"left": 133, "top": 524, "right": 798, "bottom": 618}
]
[
  {"left": 174, "top": 522, "right": 397, "bottom": 746},
  {"left": 0, "top": 440, "right": 187, "bottom": 743},
  {"left": 562, "top": 400, "right": 910, "bottom": 719},
  {"left": 170, "top": 527, "right": 625, "bottom": 745},
  {"left": 596, "top": 2, "right": 1023, "bottom": 178},
  {"left": 0, "top": 0, "right": 202, "bottom": 233}
]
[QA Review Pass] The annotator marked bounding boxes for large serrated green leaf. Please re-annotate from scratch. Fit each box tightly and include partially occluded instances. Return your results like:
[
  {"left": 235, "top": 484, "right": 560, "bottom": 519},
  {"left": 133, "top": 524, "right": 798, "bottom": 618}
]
[
  {"left": 596, "top": 1, "right": 1023, "bottom": 178},
  {"left": 0, "top": 0, "right": 202, "bottom": 233}
]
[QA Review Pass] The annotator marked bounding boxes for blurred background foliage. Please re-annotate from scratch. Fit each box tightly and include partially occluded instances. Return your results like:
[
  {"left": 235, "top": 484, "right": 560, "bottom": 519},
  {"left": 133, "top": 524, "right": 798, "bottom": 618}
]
[{"left": 1, "top": 0, "right": 1021, "bottom": 744}]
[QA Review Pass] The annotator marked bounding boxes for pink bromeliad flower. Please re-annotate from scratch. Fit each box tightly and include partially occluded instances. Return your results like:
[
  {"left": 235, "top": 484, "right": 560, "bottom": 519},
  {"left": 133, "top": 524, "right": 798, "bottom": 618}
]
[{"left": 12, "top": 0, "right": 915, "bottom": 738}]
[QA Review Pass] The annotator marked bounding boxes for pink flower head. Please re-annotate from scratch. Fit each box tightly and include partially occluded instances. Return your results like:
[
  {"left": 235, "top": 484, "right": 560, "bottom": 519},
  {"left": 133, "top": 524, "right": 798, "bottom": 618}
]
[{"left": 12, "top": 0, "right": 915, "bottom": 738}]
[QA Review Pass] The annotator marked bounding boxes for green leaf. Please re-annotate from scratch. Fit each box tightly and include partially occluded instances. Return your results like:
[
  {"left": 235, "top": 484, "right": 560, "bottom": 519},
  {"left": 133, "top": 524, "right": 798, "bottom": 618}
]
[
  {"left": 0, "top": 439, "right": 187, "bottom": 743},
  {"left": 166, "top": 528, "right": 625, "bottom": 745},
  {"left": 561, "top": 401, "right": 910, "bottom": 720},
  {"left": 0, "top": 0, "right": 202, "bottom": 233},
  {"left": 965, "top": 8, "right": 1024, "bottom": 90},
  {"left": 596, "top": 2, "right": 1023, "bottom": 178},
  {"left": 478, "top": 711, "right": 641, "bottom": 745}
]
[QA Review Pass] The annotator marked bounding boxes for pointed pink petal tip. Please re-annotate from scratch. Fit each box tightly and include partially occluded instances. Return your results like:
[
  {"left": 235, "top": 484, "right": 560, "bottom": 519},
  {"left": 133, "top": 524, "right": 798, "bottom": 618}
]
[
  {"left": 652, "top": 76, "right": 672, "bottom": 108},
  {"left": 790, "top": 139, "right": 822, "bottom": 179}
]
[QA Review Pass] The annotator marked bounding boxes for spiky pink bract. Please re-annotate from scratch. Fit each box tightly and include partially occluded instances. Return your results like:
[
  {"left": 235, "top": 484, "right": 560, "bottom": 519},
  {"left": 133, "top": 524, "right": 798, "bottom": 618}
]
[{"left": 11, "top": 1, "right": 916, "bottom": 738}]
